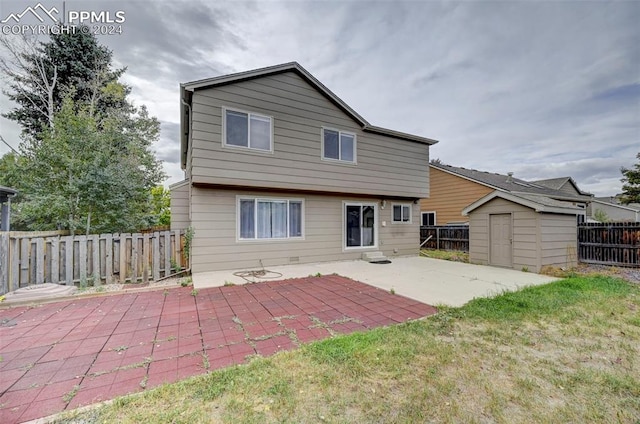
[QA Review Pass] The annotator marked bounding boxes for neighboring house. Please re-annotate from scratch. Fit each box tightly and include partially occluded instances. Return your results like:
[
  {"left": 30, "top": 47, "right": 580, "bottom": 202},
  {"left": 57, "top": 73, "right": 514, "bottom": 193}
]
[
  {"left": 420, "top": 163, "right": 592, "bottom": 225},
  {"left": 588, "top": 197, "right": 640, "bottom": 222},
  {"left": 170, "top": 62, "right": 438, "bottom": 274}
]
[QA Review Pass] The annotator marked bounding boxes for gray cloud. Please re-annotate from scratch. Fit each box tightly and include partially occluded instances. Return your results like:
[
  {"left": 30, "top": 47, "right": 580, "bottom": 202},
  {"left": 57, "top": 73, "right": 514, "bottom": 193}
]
[{"left": 0, "top": 0, "right": 638, "bottom": 193}]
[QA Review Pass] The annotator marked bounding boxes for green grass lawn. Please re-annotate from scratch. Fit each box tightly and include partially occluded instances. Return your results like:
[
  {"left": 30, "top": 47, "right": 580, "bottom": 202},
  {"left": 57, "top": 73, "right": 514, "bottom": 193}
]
[{"left": 55, "top": 276, "right": 640, "bottom": 424}]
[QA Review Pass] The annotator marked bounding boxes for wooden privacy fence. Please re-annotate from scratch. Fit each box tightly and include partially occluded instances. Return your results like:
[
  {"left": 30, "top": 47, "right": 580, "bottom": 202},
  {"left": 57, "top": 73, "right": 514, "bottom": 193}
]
[
  {"left": 0, "top": 230, "right": 189, "bottom": 295},
  {"left": 578, "top": 222, "right": 640, "bottom": 267},
  {"left": 420, "top": 225, "right": 469, "bottom": 252}
]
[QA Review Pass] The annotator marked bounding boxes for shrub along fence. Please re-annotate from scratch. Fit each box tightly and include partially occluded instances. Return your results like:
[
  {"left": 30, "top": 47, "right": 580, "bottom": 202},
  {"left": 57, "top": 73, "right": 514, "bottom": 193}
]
[
  {"left": 0, "top": 229, "right": 189, "bottom": 295},
  {"left": 577, "top": 222, "right": 640, "bottom": 267},
  {"left": 420, "top": 225, "right": 469, "bottom": 252}
]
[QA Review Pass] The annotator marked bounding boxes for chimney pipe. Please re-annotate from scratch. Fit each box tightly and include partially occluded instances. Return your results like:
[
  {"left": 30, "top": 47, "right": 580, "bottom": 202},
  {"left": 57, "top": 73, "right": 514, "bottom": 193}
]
[{"left": 506, "top": 172, "right": 513, "bottom": 183}]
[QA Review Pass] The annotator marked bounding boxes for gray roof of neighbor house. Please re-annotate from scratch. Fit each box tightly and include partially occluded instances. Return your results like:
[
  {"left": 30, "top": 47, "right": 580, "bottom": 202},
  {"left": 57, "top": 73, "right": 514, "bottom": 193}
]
[
  {"left": 592, "top": 197, "right": 640, "bottom": 211},
  {"left": 531, "top": 177, "right": 592, "bottom": 196},
  {"left": 462, "top": 191, "right": 582, "bottom": 216},
  {"left": 431, "top": 163, "right": 592, "bottom": 202},
  {"left": 180, "top": 62, "right": 439, "bottom": 169}
]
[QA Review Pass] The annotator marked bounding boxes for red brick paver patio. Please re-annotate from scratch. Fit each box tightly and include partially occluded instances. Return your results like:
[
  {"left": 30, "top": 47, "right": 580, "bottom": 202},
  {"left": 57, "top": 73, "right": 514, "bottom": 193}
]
[{"left": 0, "top": 275, "right": 436, "bottom": 423}]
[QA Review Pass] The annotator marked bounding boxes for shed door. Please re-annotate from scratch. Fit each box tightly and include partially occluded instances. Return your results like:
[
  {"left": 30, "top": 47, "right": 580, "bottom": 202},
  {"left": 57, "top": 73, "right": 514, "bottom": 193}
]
[{"left": 490, "top": 213, "right": 512, "bottom": 267}]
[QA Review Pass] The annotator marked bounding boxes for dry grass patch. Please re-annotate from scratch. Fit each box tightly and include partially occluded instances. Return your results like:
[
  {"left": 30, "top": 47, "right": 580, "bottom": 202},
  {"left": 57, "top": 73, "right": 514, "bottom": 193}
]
[
  {"left": 53, "top": 276, "right": 639, "bottom": 424},
  {"left": 420, "top": 249, "right": 469, "bottom": 263}
]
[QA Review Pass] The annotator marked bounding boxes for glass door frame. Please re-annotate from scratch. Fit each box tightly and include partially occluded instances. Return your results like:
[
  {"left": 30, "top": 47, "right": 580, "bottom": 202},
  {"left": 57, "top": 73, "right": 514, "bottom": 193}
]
[{"left": 342, "top": 201, "right": 378, "bottom": 251}]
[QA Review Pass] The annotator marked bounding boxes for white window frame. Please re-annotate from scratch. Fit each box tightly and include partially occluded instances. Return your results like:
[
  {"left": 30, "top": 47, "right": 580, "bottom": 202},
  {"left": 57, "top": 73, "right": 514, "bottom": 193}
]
[
  {"left": 421, "top": 211, "right": 436, "bottom": 226},
  {"left": 222, "top": 107, "right": 274, "bottom": 153},
  {"left": 236, "top": 196, "right": 305, "bottom": 241},
  {"left": 392, "top": 203, "right": 412, "bottom": 224},
  {"left": 321, "top": 127, "right": 357, "bottom": 164},
  {"left": 342, "top": 201, "right": 378, "bottom": 251}
]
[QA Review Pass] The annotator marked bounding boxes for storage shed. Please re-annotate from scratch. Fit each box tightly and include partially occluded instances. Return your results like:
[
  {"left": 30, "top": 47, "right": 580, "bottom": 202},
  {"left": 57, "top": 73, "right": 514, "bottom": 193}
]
[{"left": 462, "top": 191, "right": 580, "bottom": 273}]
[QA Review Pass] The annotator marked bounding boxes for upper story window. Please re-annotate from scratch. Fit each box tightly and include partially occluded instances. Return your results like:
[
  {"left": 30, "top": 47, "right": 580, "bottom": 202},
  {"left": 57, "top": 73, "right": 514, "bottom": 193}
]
[
  {"left": 224, "top": 108, "right": 273, "bottom": 152},
  {"left": 322, "top": 128, "right": 356, "bottom": 164},
  {"left": 392, "top": 204, "right": 412, "bottom": 223}
]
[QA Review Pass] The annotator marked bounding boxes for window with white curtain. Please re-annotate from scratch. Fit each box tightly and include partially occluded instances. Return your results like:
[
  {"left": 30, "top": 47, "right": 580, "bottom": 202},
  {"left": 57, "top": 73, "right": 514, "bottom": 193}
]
[
  {"left": 238, "top": 197, "right": 304, "bottom": 240},
  {"left": 224, "top": 108, "right": 273, "bottom": 151}
]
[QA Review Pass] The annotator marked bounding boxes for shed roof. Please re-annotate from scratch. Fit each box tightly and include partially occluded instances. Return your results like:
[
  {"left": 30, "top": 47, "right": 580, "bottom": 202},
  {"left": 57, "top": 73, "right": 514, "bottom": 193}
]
[
  {"left": 462, "top": 190, "right": 582, "bottom": 216},
  {"left": 180, "top": 62, "right": 439, "bottom": 168}
]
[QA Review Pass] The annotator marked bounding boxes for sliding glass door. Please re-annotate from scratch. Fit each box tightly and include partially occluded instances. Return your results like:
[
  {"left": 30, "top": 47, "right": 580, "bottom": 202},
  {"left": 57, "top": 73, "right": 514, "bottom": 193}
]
[{"left": 345, "top": 203, "right": 376, "bottom": 248}]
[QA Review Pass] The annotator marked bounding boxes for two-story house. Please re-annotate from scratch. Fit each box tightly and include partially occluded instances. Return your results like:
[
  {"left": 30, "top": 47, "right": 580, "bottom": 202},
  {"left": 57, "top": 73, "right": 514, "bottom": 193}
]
[{"left": 170, "top": 63, "right": 438, "bottom": 274}]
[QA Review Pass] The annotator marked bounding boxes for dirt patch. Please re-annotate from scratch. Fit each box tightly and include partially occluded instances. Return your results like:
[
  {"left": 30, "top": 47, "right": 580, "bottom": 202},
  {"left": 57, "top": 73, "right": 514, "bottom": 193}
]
[{"left": 541, "top": 264, "right": 640, "bottom": 284}]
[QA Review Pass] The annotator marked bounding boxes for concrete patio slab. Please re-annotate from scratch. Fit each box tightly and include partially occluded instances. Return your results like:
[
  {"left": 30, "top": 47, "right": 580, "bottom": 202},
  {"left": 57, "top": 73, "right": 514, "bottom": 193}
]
[
  {"left": 0, "top": 275, "right": 435, "bottom": 424},
  {"left": 194, "top": 256, "right": 559, "bottom": 307}
]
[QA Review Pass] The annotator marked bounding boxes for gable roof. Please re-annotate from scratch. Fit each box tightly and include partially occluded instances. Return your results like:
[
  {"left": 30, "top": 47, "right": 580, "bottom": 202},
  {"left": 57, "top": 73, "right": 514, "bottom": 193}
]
[
  {"left": 180, "top": 62, "right": 439, "bottom": 168},
  {"left": 532, "top": 177, "right": 591, "bottom": 196},
  {"left": 462, "top": 191, "right": 582, "bottom": 216},
  {"left": 431, "top": 163, "right": 592, "bottom": 202}
]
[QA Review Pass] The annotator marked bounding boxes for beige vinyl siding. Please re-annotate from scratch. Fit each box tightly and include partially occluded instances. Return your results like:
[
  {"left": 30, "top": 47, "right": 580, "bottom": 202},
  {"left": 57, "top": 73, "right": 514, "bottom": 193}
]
[
  {"left": 188, "top": 71, "right": 429, "bottom": 198},
  {"left": 421, "top": 167, "right": 493, "bottom": 224},
  {"left": 170, "top": 180, "right": 190, "bottom": 230},
  {"left": 540, "top": 214, "right": 577, "bottom": 268},
  {"left": 190, "top": 187, "right": 418, "bottom": 273}
]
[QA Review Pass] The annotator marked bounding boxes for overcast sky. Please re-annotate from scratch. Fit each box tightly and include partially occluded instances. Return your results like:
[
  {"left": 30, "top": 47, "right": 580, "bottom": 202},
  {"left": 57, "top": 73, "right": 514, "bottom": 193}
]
[{"left": 1, "top": 0, "right": 638, "bottom": 196}]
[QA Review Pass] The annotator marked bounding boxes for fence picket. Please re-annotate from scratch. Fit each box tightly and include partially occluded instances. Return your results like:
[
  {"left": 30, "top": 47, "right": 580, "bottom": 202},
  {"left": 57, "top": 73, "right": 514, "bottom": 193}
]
[
  {"left": 64, "top": 236, "right": 73, "bottom": 285},
  {"left": 104, "top": 234, "right": 112, "bottom": 284},
  {"left": 142, "top": 233, "right": 150, "bottom": 283},
  {"left": 119, "top": 234, "right": 127, "bottom": 283},
  {"left": 152, "top": 232, "right": 160, "bottom": 281},
  {"left": 50, "top": 237, "right": 59, "bottom": 284}
]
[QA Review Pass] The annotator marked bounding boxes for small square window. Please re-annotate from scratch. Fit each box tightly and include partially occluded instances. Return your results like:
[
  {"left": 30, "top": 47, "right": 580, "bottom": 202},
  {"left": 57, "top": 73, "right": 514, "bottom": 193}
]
[
  {"left": 392, "top": 204, "right": 411, "bottom": 223},
  {"left": 421, "top": 212, "right": 436, "bottom": 226},
  {"left": 322, "top": 128, "right": 356, "bottom": 163},
  {"left": 224, "top": 108, "right": 272, "bottom": 151}
]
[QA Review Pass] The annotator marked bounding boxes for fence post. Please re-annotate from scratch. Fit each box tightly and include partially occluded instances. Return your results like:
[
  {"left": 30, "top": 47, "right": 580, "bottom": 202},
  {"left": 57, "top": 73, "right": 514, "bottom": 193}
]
[
  {"left": 0, "top": 233, "right": 8, "bottom": 295},
  {"left": 436, "top": 227, "right": 440, "bottom": 250}
]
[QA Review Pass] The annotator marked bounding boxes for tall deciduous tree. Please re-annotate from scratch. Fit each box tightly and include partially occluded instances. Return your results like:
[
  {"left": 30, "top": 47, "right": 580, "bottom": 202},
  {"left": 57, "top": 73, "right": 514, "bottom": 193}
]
[
  {"left": 620, "top": 153, "right": 640, "bottom": 204},
  {"left": 1, "top": 30, "right": 166, "bottom": 233},
  {"left": 17, "top": 94, "right": 164, "bottom": 234},
  {"left": 1, "top": 30, "right": 126, "bottom": 137}
]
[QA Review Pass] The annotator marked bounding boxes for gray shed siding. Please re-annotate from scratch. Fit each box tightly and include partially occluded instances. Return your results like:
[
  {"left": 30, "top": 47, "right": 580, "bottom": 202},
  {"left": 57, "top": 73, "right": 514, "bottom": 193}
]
[
  {"left": 190, "top": 186, "right": 419, "bottom": 273},
  {"left": 539, "top": 214, "right": 578, "bottom": 268},
  {"left": 468, "top": 197, "right": 578, "bottom": 272},
  {"left": 170, "top": 180, "right": 190, "bottom": 230},
  {"left": 188, "top": 72, "right": 430, "bottom": 198}
]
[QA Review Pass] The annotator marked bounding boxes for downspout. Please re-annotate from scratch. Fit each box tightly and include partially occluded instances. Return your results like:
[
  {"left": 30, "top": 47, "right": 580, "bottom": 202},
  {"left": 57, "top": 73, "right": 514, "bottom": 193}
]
[
  {"left": 180, "top": 97, "right": 193, "bottom": 274},
  {"left": 180, "top": 97, "right": 193, "bottom": 177}
]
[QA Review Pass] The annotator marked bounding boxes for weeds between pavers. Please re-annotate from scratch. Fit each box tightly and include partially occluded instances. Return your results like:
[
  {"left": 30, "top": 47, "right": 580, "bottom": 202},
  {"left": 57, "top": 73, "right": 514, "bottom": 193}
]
[{"left": 53, "top": 276, "right": 639, "bottom": 424}]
